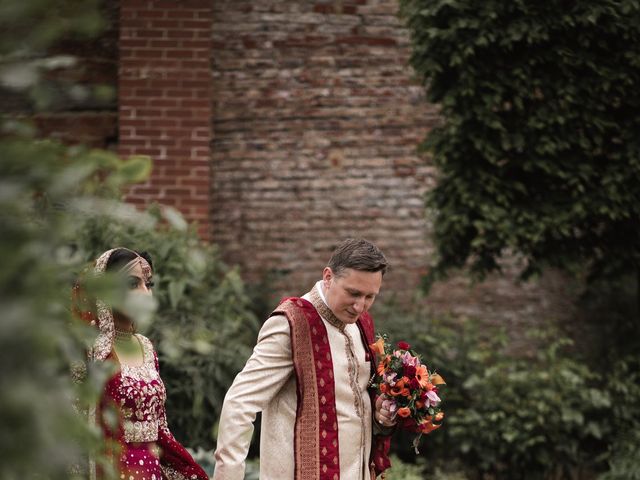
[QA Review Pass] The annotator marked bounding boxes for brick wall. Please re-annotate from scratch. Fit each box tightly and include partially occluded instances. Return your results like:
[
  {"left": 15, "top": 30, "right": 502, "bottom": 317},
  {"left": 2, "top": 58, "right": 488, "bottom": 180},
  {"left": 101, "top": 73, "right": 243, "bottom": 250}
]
[
  {"left": 209, "top": 0, "right": 577, "bottom": 327},
  {"left": 210, "top": 1, "right": 436, "bottom": 287},
  {"left": 27, "top": 0, "right": 577, "bottom": 329},
  {"left": 118, "top": 0, "right": 213, "bottom": 240}
]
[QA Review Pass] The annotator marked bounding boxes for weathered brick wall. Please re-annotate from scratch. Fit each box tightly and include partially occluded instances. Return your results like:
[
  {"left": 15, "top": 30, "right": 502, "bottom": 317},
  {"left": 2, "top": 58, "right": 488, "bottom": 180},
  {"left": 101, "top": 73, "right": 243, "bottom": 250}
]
[
  {"left": 119, "top": 0, "right": 213, "bottom": 239},
  {"left": 24, "top": 0, "right": 577, "bottom": 329},
  {"left": 209, "top": 0, "right": 577, "bottom": 327},
  {"left": 210, "top": 1, "right": 436, "bottom": 288}
]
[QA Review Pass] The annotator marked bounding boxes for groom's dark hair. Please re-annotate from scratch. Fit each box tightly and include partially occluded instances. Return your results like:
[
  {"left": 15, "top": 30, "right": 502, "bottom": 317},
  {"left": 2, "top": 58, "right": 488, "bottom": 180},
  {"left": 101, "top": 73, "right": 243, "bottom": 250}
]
[{"left": 328, "top": 238, "right": 388, "bottom": 277}]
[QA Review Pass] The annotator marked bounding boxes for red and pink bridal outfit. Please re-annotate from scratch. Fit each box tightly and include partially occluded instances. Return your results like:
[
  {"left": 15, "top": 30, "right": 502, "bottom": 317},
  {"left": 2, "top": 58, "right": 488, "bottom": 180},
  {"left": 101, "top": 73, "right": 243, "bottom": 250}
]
[{"left": 99, "top": 334, "right": 207, "bottom": 480}]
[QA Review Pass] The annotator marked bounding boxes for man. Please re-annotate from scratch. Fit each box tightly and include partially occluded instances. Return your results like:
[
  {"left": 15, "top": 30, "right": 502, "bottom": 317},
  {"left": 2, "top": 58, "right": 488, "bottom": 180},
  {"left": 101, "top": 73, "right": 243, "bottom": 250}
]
[{"left": 213, "top": 238, "right": 395, "bottom": 480}]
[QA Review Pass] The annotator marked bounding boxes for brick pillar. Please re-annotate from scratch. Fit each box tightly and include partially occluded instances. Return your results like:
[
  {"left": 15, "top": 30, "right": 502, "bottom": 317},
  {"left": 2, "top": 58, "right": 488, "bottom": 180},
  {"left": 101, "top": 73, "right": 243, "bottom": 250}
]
[{"left": 118, "top": 0, "right": 212, "bottom": 240}]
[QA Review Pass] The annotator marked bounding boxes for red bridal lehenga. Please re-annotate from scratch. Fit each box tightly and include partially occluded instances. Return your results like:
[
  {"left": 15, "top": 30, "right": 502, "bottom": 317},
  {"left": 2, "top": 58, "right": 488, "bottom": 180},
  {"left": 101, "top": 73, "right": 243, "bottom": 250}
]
[
  {"left": 75, "top": 248, "right": 208, "bottom": 480},
  {"left": 99, "top": 335, "right": 207, "bottom": 480}
]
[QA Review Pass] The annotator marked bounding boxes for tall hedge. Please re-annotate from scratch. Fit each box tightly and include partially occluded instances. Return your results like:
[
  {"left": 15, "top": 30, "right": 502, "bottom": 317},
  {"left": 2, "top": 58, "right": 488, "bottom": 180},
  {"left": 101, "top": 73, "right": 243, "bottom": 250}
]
[{"left": 400, "top": 0, "right": 640, "bottom": 283}]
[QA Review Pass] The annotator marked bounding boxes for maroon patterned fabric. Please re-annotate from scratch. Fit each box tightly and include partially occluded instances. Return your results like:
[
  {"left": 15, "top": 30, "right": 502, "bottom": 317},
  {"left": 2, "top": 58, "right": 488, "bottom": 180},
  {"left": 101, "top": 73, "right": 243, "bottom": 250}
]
[
  {"left": 274, "top": 297, "right": 391, "bottom": 480},
  {"left": 98, "top": 337, "right": 208, "bottom": 480},
  {"left": 356, "top": 313, "right": 392, "bottom": 477}
]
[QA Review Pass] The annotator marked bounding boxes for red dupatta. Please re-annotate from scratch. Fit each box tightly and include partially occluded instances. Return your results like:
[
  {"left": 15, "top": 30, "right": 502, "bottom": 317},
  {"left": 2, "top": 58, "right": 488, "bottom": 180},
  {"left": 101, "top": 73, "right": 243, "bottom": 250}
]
[{"left": 271, "top": 297, "right": 391, "bottom": 480}]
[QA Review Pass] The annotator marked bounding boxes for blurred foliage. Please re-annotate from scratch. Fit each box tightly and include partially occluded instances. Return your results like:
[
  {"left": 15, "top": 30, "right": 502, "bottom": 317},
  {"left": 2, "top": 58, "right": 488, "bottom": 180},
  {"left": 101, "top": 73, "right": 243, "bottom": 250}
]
[
  {"left": 385, "top": 454, "right": 427, "bottom": 480},
  {"left": 0, "top": 0, "right": 104, "bottom": 55},
  {"left": 400, "top": 0, "right": 640, "bottom": 285},
  {"left": 74, "top": 206, "right": 260, "bottom": 449},
  {"left": 0, "top": 121, "right": 153, "bottom": 479},
  {"left": 0, "top": 0, "right": 110, "bottom": 111},
  {"left": 376, "top": 300, "right": 640, "bottom": 479},
  {"left": 598, "top": 358, "right": 640, "bottom": 480}
]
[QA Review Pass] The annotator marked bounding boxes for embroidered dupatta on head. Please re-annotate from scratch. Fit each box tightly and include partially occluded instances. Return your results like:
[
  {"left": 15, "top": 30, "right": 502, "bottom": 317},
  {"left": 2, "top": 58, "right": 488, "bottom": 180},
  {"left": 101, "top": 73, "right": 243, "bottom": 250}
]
[{"left": 75, "top": 248, "right": 152, "bottom": 362}]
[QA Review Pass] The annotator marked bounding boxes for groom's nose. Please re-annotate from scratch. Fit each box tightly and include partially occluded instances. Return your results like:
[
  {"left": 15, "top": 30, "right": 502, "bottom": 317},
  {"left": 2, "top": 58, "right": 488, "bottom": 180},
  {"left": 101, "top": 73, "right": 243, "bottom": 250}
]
[{"left": 353, "top": 297, "right": 365, "bottom": 313}]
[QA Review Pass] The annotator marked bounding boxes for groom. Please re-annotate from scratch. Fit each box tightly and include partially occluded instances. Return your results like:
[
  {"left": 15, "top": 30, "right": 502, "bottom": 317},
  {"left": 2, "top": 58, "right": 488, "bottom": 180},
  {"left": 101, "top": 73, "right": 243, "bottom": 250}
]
[{"left": 213, "top": 238, "right": 395, "bottom": 480}]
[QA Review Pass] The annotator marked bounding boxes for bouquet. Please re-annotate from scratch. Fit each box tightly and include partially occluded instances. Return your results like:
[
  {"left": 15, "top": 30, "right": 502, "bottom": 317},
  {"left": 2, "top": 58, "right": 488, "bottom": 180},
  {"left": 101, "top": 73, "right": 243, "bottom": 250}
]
[{"left": 369, "top": 335, "right": 446, "bottom": 453}]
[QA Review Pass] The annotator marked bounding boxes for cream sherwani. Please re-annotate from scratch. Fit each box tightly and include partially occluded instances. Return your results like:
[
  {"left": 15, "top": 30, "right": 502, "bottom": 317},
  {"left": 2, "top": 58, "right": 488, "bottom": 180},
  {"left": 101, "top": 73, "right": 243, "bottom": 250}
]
[{"left": 213, "top": 282, "right": 373, "bottom": 480}]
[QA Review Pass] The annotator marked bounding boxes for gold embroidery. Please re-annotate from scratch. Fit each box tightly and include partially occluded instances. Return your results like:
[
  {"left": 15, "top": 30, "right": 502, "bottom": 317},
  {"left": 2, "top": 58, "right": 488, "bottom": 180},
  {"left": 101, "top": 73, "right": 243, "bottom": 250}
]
[
  {"left": 280, "top": 299, "right": 321, "bottom": 480},
  {"left": 118, "top": 335, "right": 165, "bottom": 443},
  {"left": 309, "top": 285, "right": 371, "bottom": 479},
  {"left": 309, "top": 288, "right": 345, "bottom": 332},
  {"left": 160, "top": 465, "right": 200, "bottom": 480},
  {"left": 122, "top": 419, "right": 159, "bottom": 443}
]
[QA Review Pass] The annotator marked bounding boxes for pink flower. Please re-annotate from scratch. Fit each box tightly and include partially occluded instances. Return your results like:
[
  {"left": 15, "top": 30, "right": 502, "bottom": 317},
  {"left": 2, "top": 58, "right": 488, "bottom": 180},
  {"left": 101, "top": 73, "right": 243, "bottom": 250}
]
[
  {"left": 400, "top": 351, "right": 419, "bottom": 367},
  {"left": 424, "top": 389, "right": 441, "bottom": 408},
  {"left": 383, "top": 371, "right": 397, "bottom": 386},
  {"left": 382, "top": 398, "right": 397, "bottom": 415}
]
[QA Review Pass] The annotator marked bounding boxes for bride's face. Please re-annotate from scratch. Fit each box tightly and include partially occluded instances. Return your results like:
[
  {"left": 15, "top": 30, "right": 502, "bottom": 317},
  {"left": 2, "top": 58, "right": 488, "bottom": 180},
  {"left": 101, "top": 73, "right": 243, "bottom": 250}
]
[{"left": 124, "top": 262, "right": 154, "bottom": 296}]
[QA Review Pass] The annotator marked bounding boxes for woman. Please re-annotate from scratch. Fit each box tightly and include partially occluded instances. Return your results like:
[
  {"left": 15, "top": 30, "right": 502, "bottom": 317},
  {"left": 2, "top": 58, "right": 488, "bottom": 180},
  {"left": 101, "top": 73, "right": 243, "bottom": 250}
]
[{"left": 74, "top": 247, "right": 208, "bottom": 480}]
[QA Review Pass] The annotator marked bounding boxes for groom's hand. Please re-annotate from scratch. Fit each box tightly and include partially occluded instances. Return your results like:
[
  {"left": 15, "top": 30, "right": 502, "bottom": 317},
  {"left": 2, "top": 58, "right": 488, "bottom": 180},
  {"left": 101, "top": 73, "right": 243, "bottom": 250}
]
[{"left": 374, "top": 395, "right": 397, "bottom": 427}]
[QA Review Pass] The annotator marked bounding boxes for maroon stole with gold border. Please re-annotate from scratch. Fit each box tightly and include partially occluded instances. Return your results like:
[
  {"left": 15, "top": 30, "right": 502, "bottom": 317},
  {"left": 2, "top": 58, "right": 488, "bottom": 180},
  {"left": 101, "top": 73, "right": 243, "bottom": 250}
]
[{"left": 271, "top": 297, "right": 391, "bottom": 480}]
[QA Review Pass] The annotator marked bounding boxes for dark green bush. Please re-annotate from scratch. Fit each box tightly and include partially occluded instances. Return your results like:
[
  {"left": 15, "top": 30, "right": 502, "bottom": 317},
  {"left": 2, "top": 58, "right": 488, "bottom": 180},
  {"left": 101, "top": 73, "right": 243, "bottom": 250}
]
[
  {"left": 598, "top": 357, "right": 640, "bottom": 480},
  {"left": 400, "top": 0, "right": 640, "bottom": 284},
  {"left": 376, "top": 302, "right": 640, "bottom": 479}
]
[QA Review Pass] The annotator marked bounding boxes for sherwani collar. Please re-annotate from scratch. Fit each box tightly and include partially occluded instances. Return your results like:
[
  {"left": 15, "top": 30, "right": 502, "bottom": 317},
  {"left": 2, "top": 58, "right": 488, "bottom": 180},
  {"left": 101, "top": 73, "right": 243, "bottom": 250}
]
[{"left": 309, "top": 283, "right": 346, "bottom": 332}]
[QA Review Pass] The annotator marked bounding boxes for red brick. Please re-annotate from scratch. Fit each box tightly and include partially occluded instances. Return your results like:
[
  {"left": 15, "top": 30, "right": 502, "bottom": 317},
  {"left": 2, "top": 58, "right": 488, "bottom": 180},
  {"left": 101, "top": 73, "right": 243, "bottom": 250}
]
[
  {"left": 135, "top": 9, "right": 166, "bottom": 19},
  {"left": 133, "top": 49, "right": 165, "bottom": 58},
  {"left": 150, "top": 39, "right": 179, "bottom": 48},
  {"left": 136, "top": 29, "right": 168, "bottom": 39}
]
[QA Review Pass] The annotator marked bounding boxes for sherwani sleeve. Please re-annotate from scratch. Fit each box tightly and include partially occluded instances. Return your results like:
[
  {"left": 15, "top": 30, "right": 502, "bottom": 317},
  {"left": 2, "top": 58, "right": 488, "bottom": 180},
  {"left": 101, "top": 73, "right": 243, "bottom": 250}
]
[{"left": 213, "top": 314, "right": 293, "bottom": 480}]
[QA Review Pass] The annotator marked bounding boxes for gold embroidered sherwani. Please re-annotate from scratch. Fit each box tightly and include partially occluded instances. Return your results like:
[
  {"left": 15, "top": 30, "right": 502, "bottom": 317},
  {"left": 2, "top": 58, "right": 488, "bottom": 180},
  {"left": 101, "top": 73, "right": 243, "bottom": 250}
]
[{"left": 213, "top": 282, "right": 373, "bottom": 480}]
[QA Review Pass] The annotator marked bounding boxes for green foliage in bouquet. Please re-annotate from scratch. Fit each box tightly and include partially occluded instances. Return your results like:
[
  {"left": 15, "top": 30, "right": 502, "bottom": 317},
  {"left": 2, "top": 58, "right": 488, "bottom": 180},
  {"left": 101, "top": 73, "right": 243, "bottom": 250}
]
[
  {"left": 400, "top": 0, "right": 640, "bottom": 285},
  {"left": 75, "top": 209, "right": 260, "bottom": 450}
]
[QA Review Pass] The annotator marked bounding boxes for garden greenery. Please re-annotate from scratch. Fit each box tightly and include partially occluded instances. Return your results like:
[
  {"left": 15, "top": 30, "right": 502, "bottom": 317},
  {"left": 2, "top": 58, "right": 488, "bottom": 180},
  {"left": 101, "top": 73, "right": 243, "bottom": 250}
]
[
  {"left": 0, "top": 123, "right": 153, "bottom": 479},
  {"left": 400, "top": 0, "right": 640, "bottom": 283},
  {"left": 377, "top": 302, "right": 640, "bottom": 479}
]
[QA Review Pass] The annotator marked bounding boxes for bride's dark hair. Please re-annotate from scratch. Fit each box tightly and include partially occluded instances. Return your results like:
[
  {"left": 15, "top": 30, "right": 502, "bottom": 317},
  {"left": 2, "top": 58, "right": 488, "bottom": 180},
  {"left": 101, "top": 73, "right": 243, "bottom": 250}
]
[{"left": 105, "top": 248, "right": 154, "bottom": 272}]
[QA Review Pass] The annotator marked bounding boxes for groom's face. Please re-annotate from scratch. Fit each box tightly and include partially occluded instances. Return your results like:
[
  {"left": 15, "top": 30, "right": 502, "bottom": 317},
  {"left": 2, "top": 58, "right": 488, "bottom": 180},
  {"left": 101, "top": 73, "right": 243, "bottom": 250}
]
[{"left": 322, "top": 267, "right": 382, "bottom": 324}]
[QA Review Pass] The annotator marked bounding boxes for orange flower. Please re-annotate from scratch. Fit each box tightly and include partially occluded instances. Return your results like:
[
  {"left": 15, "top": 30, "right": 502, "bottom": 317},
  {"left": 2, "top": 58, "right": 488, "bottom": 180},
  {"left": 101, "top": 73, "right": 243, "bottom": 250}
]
[
  {"left": 415, "top": 400, "right": 424, "bottom": 409},
  {"left": 415, "top": 365, "right": 431, "bottom": 389},
  {"left": 390, "top": 377, "right": 410, "bottom": 397},
  {"left": 430, "top": 373, "right": 446, "bottom": 386},
  {"left": 380, "top": 383, "right": 389, "bottom": 395},
  {"left": 418, "top": 419, "right": 442, "bottom": 434},
  {"left": 377, "top": 355, "right": 390, "bottom": 375},
  {"left": 370, "top": 337, "right": 385, "bottom": 356},
  {"left": 434, "top": 412, "right": 445, "bottom": 422},
  {"left": 397, "top": 407, "right": 411, "bottom": 418}
]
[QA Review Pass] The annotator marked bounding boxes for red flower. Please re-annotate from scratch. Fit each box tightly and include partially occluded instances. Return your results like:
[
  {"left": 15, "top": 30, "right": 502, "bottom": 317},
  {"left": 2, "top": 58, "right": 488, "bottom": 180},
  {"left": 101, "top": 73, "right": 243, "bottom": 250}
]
[
  {"left": 409, "top": 377, "right": 421, "bottom": 390},
  {"left": 397, "top": 341, "right": 411, "bottom": 350},
  {"left": 403, "top": 364, "right": 417, "bottom": 378}
]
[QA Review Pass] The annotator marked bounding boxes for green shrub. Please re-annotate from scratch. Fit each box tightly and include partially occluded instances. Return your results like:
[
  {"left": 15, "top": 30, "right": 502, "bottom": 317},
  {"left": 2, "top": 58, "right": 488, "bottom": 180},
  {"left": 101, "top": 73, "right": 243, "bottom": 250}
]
[
  {"left": 400, "top": 0, "right": 640, "bottom": 285},
  {"left": 376, "top": 301, "right": 639, "bottom": 479},
  {"left": 385, "top": 454, "right": 428, "bottom": 480},
  {"left": 0, "top": 124, "right": 152, "bottom": 479},
  {"left": 598, "top": 357, "right": 640, "bottom": 480}
]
